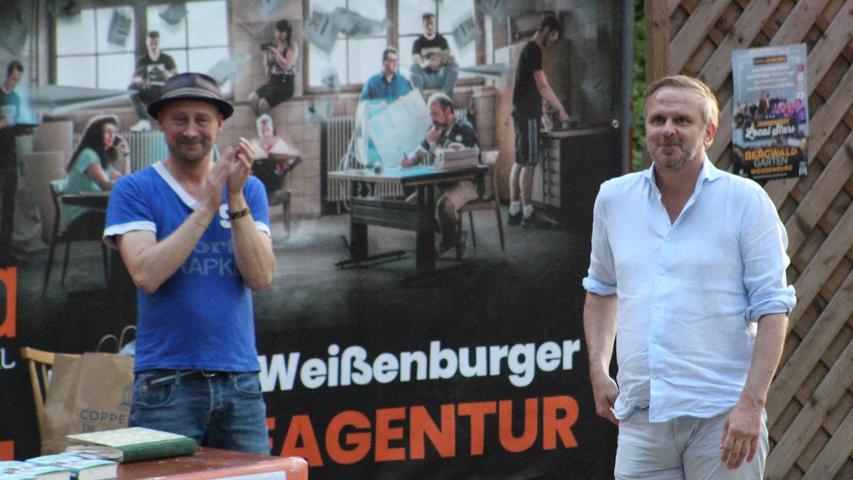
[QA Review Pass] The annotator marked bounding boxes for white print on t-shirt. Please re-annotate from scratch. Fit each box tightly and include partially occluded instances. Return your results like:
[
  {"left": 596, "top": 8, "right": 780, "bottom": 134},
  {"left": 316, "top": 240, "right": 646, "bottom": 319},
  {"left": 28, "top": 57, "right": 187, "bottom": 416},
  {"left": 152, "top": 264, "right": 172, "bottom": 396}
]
[
  {"left": 181, "top": 239, "right": 238, "bottom": 276},
  {"left": 219, "top": 204, "right": 233, "bottom": 229}
]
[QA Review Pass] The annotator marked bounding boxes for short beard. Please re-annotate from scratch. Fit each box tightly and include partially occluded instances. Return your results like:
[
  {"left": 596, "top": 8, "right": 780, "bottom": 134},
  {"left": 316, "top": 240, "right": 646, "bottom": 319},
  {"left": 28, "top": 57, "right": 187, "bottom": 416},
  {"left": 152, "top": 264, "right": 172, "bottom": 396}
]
[
  {"left": 650, "top": 139, "right": 704, "bottom": 173},
  {"left": 170, "top": 138, "right": 211, "bottom": 166}
]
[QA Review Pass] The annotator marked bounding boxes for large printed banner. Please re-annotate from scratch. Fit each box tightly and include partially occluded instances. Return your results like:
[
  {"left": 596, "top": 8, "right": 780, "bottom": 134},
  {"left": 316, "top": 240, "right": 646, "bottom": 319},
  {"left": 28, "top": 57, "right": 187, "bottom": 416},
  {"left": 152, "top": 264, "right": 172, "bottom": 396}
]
[
  {"left": 1, "top": 239, "right": 617, "bottom": 479},
  {"left": 731, "top": 44, "right": 809, "bottom": 180}
]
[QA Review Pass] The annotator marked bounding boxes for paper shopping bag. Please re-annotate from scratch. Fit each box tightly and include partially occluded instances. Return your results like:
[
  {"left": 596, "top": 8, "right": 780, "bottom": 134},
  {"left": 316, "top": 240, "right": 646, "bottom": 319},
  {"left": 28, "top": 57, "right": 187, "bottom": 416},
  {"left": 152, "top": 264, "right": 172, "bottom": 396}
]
[{"left": 41, "top": 352, "right": 134, "bottom": 454}]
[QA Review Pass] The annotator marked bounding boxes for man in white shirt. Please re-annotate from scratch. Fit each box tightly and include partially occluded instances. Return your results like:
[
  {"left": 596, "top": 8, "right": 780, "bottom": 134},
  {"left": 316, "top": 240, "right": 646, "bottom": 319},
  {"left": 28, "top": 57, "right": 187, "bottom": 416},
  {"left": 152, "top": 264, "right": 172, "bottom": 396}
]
[{"left": 582, "top": 75, "right": 796, "bottom": 479}]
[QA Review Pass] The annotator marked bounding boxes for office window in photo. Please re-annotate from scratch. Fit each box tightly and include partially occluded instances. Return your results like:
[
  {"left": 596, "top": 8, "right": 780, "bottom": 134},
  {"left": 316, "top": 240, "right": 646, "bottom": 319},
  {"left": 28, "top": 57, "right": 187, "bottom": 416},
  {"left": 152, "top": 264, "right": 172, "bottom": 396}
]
[
  {"left": 398, "top": 0, "right": 476, "bottom": 81},
  {"left": 55, "top": 7, "right": 136, "bottom": 90},
  {"left": 145, "top": 0, "right": 230, "bottom": 91},
  {"left": 306, "top": 0, "right": 388, "bottom": 90}
]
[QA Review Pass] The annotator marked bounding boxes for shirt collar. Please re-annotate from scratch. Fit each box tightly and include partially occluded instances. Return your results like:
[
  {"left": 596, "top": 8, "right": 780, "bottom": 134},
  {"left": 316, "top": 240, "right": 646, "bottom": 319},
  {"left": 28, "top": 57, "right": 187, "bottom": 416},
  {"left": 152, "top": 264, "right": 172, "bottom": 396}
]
[
  {"left": 382, "top": 72, "right": 397, "bottom": 84},
  {"left": 153, "top": 161, "right": 200, "bottom": 210}
]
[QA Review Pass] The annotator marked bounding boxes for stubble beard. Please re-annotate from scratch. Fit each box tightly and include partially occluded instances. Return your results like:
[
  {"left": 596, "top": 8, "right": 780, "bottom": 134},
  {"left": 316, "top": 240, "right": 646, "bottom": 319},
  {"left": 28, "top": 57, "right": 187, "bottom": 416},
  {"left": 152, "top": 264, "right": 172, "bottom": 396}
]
[
  {"left": 171, "top": 137, "right": 211, "bottom": 166},
  {"left": 650, "top": 137, "right": 703, "bottom": 173}
]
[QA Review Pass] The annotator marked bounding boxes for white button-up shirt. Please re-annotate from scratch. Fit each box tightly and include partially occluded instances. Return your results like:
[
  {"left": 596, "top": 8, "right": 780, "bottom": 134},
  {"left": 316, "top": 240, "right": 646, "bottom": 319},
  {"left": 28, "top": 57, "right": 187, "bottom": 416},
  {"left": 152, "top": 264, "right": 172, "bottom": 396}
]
[{"left": 582, "top": 158, "right": 796, "bottom": 422}]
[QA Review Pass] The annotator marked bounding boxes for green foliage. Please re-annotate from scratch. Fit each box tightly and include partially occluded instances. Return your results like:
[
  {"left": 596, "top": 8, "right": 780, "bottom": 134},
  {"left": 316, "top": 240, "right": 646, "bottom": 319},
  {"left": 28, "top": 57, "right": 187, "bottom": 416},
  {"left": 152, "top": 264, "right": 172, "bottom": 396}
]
[{"left": 632, "top": 0, "right": 646, "bottom": 171}]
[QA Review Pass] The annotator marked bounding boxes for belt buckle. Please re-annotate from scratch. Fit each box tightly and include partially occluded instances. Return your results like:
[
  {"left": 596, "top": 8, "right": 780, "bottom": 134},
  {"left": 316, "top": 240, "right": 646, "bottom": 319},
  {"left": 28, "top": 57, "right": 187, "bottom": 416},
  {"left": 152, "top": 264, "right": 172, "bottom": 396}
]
[{"left": 200, "top": 370, "right": 217, "bottom": 378}]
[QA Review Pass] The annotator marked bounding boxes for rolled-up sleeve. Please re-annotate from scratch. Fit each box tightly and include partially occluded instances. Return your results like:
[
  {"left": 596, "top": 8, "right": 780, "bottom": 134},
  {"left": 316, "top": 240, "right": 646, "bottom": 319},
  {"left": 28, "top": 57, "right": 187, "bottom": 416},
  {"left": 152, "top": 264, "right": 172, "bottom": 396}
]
[
  {"left": 583, "top": 184, "right": 617, "bottom": 296},
  {"left": 741, "top": 188, "right": 796, "bottom": 322}
]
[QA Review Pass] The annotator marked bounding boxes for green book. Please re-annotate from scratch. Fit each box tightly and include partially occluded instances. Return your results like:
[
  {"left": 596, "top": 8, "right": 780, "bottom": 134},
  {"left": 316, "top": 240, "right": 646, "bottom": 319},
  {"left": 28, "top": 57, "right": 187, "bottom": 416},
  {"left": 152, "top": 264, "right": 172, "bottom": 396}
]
[{"left": 65, "top": 427, "right": 198, "bottom": 464}]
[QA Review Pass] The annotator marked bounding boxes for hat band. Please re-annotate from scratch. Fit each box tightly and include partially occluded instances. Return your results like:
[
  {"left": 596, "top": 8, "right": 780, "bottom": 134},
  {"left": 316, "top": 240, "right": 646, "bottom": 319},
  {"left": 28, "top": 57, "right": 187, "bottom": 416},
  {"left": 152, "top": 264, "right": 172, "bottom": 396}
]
[{"left": 162, "top": 86, "right": 222, "bottom": 101}]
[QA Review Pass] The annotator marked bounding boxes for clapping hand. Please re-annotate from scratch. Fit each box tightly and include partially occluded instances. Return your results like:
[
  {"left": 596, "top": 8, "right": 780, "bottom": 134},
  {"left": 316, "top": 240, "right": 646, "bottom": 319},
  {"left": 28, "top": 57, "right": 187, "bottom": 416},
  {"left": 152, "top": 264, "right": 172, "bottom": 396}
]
[{"left": 225, "top": 138, "right": 256, "bottom": 195}]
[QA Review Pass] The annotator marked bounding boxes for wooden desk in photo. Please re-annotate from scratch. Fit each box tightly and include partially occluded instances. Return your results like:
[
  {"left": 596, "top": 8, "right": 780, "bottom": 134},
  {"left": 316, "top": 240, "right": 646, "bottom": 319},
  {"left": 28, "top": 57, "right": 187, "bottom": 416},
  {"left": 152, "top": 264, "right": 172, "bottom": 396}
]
[
  {"left": 61, "top": 190, "right": 110, "bottom": 210},
  {"left": 328, "top": 165, "right": 487, "bottom": 273},
  {"left": 118, "top": 447, "right": 308, "bottom": 479}
]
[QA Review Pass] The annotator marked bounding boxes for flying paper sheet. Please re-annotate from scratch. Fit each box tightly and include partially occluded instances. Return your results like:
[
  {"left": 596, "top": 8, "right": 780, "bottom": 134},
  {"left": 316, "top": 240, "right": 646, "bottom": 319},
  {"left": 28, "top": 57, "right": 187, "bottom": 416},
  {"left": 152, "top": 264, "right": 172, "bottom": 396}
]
[
  {"left": 304, "top": 11, "right": 339, "bottom": 53},
  {"left": 330, "top": 8, "right": 390, "bottom": 38},
  {"left": 452, "top": 14, "right": 478, "bottom": 50},
  {"left": 206, "top": 54, "right": 251, "bottom": 86},
  {"left": 321, "top": 68, "right": 340, "bottom": 90},
  {"left": 481, "top": 0, "right": 507, "bottom": 18},
  {"left": 458, "top": 63, "right": 510, "bottom": 77},
  {"left": 159, "top": 2, "right": 187, "bottom": 25},
  {"left": 355, "top": 90, "right": 431, "bottom": 167},
  {"left": 107, "top": 9, "right": 132, "bottom": 46},
  {"left": 0, "top": 3, "right": 28, "bottom": 54},
  {"left": 306, "top": 100, "right": 332, "bottom": 123}
]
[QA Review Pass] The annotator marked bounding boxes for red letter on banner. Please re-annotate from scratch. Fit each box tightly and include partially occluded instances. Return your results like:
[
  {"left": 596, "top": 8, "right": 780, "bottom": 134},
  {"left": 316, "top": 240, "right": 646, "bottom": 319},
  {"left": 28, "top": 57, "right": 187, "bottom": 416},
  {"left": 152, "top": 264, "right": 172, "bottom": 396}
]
[
  {"left": 409, "top": 404, "right": 456, "bottom": 459},
  {"left": 458, "top": 401, "right": 496, "bottom": 456},
  {"left": 326, "top": 410, "right": 371, "bottom": 465},
  {"left": 0, "top": 441, "right": 13, "bottom": 461},
  {"left": 498, "top": 398, "right": 538, "bottom": 452},
  {"left": 543, "top": 395, "right": 579, "bottom": 449},
  {"left": 0, "top": 268, "right": 17, "bottom": 338},
  {"left": 374, "top": 407, "right": 406, "bottom": 462},
  {"left": 281, "top": 415, "right": 324, "bottom": 466}
]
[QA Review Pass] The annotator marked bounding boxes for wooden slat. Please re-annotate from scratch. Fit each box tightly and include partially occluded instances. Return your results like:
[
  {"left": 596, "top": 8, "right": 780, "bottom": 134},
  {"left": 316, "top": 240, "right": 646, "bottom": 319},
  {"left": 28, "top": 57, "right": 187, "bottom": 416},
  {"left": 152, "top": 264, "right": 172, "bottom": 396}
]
[
  {"left": 806, "top": 0, "right": 853, "bottom": 90},
  {"left": 767, "top": 271, "right": 853, "bottom": 424},
  {"left": 785, "top": 134, "right": 853, "bottom": 254},
  {"left": 699, "top": 0, "right": 785, "bottom": 91},
  {"left": 668, "top": 0, "right": 682, "bottom": 16},
  {"left": 802, "top": 408, "right": 853, "bottom": 480},
  {"left": 770, "top": 0, "right": 833, "bottom": 49},
  {"left": 669, "top": 0, "right": 731, "bottom": 74},
  {"left": 766, "top": 61, "right": 853, "bottom": 208},
  {"left": 646, "top": 0, "right": 671, "bottom": 81},
  {"left": 765, "top": 340, "right": 853, "bottom": 478},
  {"left": 788, "top": 202, "right": 853, "bottom": 325}
]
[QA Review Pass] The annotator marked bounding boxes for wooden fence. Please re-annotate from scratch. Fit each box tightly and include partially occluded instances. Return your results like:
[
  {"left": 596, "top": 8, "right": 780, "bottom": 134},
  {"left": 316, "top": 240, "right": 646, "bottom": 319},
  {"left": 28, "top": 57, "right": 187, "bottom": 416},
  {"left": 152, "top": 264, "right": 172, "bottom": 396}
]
[{"left": 645, "top": 0, "right": 852, "bottom": 478}]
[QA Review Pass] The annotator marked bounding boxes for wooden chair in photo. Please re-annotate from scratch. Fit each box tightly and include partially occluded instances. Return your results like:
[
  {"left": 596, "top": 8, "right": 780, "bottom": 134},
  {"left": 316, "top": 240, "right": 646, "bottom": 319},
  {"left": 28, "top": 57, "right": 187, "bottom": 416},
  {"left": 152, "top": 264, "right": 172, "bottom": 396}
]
[
  {"left": 456, "top": 150, "right": 506, "bottom": 258},
  {"left": 43, "top": 179, "right": 109, "bottom": 293},
  {"left": 19, "top": 346, "right": 56, "bottom": 436}
]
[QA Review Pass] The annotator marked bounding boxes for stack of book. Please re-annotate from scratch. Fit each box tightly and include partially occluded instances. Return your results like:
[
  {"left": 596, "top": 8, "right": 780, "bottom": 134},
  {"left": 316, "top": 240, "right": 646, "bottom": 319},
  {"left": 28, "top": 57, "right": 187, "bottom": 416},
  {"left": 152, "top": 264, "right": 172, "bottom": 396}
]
[
  {"left": 0, "top": 428, "right": 197, "bottom": 480},
  {"left": 65, "top": 427, "right": 198, "bottom": 464},
  {"left": 0, "top": 453, "right": 117, "bottom": 480}
]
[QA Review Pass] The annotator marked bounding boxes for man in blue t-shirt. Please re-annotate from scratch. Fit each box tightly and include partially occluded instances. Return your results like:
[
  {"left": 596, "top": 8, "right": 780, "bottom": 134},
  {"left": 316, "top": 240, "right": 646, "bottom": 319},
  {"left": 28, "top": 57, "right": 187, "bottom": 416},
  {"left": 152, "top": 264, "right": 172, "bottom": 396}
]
[
  {"left": 360, "top": 47, "right": 412, "bottom": 101},
  {"left": 104, "top": 72, "right": 275, "bottom": 454}
]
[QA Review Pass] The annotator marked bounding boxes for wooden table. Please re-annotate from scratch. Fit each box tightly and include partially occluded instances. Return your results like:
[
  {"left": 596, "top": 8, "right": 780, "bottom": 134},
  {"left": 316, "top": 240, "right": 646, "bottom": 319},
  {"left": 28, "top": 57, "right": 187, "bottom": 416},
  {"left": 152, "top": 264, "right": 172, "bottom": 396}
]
[
  {"left": 329, "top": 165, "right": 487, "bottom": 273},
  {"left": 118, "top": 448, "right": 308, "bottom": 480},
  {"left": 61, "top": 191, "right": 110, "bottom": 210}
]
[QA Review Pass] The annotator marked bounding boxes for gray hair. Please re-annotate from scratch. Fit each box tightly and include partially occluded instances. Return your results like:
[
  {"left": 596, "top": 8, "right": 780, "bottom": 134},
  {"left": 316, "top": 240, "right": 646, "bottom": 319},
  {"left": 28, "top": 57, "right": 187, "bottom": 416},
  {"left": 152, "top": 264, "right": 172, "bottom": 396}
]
[{"left": 644, "top": 75, "right": 719, "bottom": 127}]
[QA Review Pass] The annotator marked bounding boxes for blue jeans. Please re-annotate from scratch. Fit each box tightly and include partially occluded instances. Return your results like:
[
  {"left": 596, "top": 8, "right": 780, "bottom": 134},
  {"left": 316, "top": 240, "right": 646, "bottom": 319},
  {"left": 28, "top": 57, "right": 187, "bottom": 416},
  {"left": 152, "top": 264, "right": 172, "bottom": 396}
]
[
  {"left": 410, "top": 62, "right": 459, "bottom": 97},
  {"left": 130, "top": 370, "right": 269, "bottom": 455}
]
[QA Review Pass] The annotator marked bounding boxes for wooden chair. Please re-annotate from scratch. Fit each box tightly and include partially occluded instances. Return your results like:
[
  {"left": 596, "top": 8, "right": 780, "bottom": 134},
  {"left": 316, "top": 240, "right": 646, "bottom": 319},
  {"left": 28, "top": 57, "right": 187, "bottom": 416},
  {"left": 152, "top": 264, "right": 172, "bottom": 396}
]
[
  {"left": 43, "top": 179, "right": 109, "bottom": 293},
  {"left": 20, "top": 346, "right": 56, "bottom": 437},
  {"left": 456, "top": 150, "right": 506, "bottom": 258}
]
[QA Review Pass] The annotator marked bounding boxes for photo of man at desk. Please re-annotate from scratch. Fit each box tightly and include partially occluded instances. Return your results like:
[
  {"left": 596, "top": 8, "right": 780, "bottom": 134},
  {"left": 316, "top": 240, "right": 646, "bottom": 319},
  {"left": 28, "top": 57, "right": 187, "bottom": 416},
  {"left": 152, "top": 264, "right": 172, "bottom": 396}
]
[
  {"left": 103, "top": 72, "right": 275, "bottom": 453},
  {"left": 401, "top": 92, "right": 479, "bottom": 255}
]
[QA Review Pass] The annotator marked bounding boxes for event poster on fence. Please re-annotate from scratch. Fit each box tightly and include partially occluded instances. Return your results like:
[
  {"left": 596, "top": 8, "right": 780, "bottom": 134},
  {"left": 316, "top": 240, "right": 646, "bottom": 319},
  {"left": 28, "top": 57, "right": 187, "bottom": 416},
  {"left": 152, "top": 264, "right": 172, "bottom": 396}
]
[{"left": 731, "top": 43, "right": 809, "bottom": 180}]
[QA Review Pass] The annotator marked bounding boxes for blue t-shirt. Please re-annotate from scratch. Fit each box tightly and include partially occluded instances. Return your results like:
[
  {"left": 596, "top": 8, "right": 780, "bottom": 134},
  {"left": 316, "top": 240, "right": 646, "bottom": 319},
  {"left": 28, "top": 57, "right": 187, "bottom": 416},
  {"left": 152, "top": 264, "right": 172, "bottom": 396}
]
[
  {"left": 359, "top": 72, "right": 412, "bottom": 101},
  {"left": 104, "top": 162, "right": 271, "bottom": 373}
]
